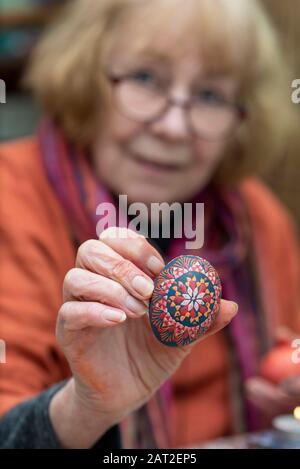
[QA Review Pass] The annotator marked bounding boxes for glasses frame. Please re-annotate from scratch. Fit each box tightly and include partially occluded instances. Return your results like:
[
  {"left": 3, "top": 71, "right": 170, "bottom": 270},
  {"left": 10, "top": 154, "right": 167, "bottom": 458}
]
[{"left": 108, "top": 74, "right": 247, "bottom": 142}]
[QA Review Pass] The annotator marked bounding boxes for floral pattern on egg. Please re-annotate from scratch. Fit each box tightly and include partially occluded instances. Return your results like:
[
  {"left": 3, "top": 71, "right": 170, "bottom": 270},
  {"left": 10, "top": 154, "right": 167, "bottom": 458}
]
[{"left": 149, "top": 255, "right": 222, "bottom": 347}]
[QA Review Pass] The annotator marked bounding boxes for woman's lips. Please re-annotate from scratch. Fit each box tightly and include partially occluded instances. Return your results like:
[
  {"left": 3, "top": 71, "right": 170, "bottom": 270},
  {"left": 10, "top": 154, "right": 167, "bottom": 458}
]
[{"left": 126, "top": 151, "right": 185, "bottom": 175}]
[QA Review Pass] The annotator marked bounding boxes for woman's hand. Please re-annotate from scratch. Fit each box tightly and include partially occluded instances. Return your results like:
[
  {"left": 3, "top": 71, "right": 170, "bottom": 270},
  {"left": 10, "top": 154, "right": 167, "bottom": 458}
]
[
  {"left": 50, "top": 228, "right": 238, "bottom": 448},
  {"left": 246, "top": 377, "right": 300, "bottom": 418},
  {"left": 246, "top": 328, "right": 300, "bottom": 420}
]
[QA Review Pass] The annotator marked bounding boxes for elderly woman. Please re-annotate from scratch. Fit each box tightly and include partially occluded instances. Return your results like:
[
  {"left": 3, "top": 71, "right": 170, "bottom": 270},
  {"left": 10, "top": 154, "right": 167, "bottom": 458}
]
[{"left": 0, "top": 0, "right": 299, "bottom": 449}]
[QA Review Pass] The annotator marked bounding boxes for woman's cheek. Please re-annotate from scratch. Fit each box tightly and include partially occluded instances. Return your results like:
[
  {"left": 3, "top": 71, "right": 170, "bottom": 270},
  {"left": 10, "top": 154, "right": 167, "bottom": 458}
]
[
  {"left": 110, "top": 112, "right": 142, "bottom": 140},
  {"left": 194, "top": 140, "right": 227, "bottom": 168}
]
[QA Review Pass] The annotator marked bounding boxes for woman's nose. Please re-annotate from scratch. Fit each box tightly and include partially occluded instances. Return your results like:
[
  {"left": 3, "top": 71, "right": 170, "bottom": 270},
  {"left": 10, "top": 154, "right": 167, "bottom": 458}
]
[{"left": 149, "top": 104, "right": 190, "bottom": 142}]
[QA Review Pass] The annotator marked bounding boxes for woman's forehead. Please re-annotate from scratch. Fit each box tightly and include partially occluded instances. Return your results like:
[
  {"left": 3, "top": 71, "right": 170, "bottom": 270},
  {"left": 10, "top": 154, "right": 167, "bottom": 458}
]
[
  {"left": 106, "top": 8, "right": 203, "bottom": 66},
  {"left": 106, "top": 39, "right": 203, "bottom": 74},
  {"left": 103, "top": 0, "right": 251, "bottom": 77}
]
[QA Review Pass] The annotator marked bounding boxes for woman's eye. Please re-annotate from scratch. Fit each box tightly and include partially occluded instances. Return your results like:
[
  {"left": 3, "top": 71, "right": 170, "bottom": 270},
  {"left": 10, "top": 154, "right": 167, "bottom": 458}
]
[
  {"left": 196, "top": 88, "right": 226, "bottom": 106},
  {"left": 130, "top": 70, "right": 162, "bottom": 88},
  {"left": 130, "top": 70, "right": 166, "bottom": 93}
]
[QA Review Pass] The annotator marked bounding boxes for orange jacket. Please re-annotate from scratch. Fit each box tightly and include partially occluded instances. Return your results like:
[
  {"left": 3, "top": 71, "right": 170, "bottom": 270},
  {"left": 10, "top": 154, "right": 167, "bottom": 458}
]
[{"left": 0, "top": 136, "right": 299, "bottom": 447}]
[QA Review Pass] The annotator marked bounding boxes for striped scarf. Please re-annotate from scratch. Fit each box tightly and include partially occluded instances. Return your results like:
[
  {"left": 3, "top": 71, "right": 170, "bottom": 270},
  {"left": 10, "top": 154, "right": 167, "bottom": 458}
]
[{"left": 38, "top": 118, "right": 269, "bottom": 448}]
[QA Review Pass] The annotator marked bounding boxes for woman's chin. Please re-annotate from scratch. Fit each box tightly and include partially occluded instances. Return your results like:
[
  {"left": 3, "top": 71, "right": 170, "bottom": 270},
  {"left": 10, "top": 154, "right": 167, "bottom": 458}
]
[
  {"left": 124, "top": 187, "right": 189, "bottom": 206},
  {"left": 126, "top": 189, "right": 175, "bottom": 205}
]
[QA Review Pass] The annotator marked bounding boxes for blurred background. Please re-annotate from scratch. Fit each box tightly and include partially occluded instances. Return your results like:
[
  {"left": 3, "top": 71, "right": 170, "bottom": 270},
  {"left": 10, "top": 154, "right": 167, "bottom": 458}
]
[
  {"left": 0, "top": 0, "right": 299, "bottom": 232},
  {"left": 0, "top": 0, "right": 66, "bottom": 140}
]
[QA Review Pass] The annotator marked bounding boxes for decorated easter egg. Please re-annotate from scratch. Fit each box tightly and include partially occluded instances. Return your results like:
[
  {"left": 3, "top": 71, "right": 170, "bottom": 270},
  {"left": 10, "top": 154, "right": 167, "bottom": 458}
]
[{"left": 149, "top": 255, "right": 222, "bottom": 347}]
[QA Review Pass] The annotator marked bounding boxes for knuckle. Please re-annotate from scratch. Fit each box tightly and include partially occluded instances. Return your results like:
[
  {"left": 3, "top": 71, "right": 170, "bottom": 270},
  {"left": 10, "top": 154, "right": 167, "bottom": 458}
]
[
  {"left": 99, "top": 226, "right": 120, "bottom": 240},
  {"left": 113, "top": 282, "right": 126, "bottom": 301},
  {"left": 125, "top": 228, "right": 144, "bottom": 239},
  {"left": 57, "top": 302, "right": 70, "bottom": 329},
  {"left": 134, "top": 236, "right": 148, "bottom": 255},
  {"left": 111, "top": 258, "right": 134, "bottom": 281},
  {"left": 75, "top": 303, "right": 99, "bottom": 329},
  {"left": 63, "top": 268, "right": 82, "bottom": 293},
  {"left": 83, "top": 302, "right": 98, "bottom": 321},
  {"left": 100, "top": 227, "right": 144, "bottom": 241},
  {"left": 77, "top": 239, "right": 97, "bottom": 261}
]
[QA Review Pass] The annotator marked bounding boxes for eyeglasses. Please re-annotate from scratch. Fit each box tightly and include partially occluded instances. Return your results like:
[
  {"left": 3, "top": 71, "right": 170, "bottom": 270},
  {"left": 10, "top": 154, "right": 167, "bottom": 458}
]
[{"left": 107, "top": 71, "right": 247, "bottom": 141}]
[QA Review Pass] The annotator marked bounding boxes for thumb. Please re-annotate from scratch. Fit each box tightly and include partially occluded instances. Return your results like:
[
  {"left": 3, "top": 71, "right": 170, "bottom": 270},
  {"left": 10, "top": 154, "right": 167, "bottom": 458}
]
[{"left": 201, "top": 299, "right": 238, "bottom": 339}]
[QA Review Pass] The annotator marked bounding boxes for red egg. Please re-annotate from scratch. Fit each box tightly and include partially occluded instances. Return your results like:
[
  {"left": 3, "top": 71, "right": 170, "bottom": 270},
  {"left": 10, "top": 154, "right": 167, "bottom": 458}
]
[{"left": 260, "top": 344, "right": 300, "bottom": 384}]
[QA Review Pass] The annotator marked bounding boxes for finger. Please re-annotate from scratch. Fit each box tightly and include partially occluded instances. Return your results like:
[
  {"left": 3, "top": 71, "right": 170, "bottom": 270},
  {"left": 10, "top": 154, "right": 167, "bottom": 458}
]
[
  {"left": 57, "top": 301, "right": 127, "bottom": 333},
  {"left": 246, "top": 377, "right": 299, "bottom": 414},
  {"left": 203, "top": 300, "right": 238, "bottom": 338},
  {"left": 99, "top": 227, "right": 165, "bottom": 278},
  {"left": 178, "top": 300, "right": 237, "bottom": 355},
  {"left": 76, "top": 239, "right": 155, "bottom": 301},
  {"left": 246, "top": 378, "right": 282, "bottom": 414},
  {"left": 281, "top": 376, "right": 300, "bottom": 396},
  {"left": 180, "top": 300, "right": 237, "bottom": 353},
  {"left": 63, "top": 268, "right": 148, "bottom": 318}
]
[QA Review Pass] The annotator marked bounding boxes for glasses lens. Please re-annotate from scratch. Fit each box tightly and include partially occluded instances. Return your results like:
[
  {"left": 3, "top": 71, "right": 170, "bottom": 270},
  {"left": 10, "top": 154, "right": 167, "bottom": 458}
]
[
  {"left": 115, "top": 80, "right": 166, "bottom": 121},
  {"left": 190, "top": 102, "right": 239, "bottom": 140}
]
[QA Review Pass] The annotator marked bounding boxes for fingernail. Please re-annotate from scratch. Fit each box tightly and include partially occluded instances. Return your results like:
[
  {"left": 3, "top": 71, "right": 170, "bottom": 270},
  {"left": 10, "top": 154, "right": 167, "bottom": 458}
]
[
  {"left": 103, "top": 309, "right": 127, "bottom": 322},
  {"left": 125, "top": 296, "right": 147, "bottom": 316},
  {"left": 147, "top": 256, "right": 164, "bottom": 274},
  {"left": 132, "top": 275, "right": 154, "bottom": 297},
  {"left": 231, "top": 302, "right": 239, "bottom": 314}
]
